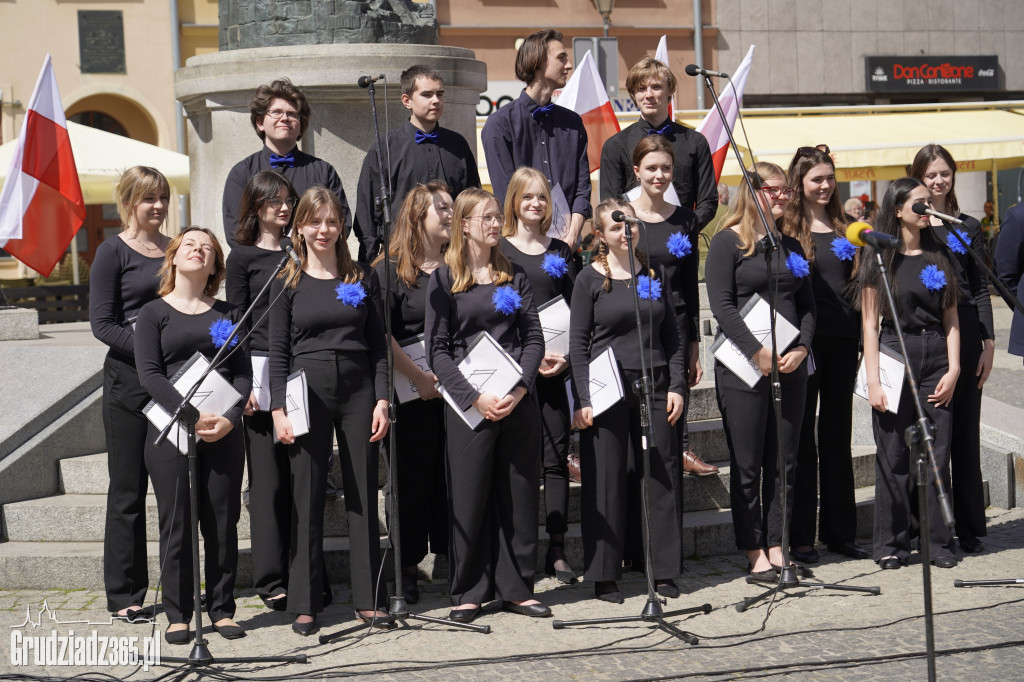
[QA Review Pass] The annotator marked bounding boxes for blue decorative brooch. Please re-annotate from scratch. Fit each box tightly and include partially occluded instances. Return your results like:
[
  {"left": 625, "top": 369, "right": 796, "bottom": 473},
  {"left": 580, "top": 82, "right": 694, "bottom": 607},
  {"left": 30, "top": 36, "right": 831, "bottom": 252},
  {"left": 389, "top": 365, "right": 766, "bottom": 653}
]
[
  {"left": 946, "top": 229, "right": 970, "bottom": 255},
  {"left": 830, "top": 236, "right": 857, "bottom": 262},
  {"left": 492, "top": 285, "right": 522, "bottom": 315},
  {"left": 335, "top": 281, "right": 367, "bottom": 307},
  {"left": 666, "top": 232, "right": 692, "bottom": 259},
  {"left": 785, "top": 252, "right": 810, "bottom": 278},
  {"left": 919, "top": 264, "right": 947, "bottom": 291},
  {"left": 637, "top": 275, "right": 662, "bottom": 301},
  {"left": 208, "top": 318, "right": 239, "bottom": 349},
  {"left": 541, "top": 252, "right": 569, "bottom": 278}
]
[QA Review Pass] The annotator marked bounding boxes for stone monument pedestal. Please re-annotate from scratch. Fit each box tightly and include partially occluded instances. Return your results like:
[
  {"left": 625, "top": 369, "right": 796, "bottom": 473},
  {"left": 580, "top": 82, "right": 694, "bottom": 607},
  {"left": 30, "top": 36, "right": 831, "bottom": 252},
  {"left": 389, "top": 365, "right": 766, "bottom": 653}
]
[
  {"left": 174, "top": 44, "right": 487, "bottom": 247},
  {"left": 0, "top": 307, "right": 39, "bottom": 341}
]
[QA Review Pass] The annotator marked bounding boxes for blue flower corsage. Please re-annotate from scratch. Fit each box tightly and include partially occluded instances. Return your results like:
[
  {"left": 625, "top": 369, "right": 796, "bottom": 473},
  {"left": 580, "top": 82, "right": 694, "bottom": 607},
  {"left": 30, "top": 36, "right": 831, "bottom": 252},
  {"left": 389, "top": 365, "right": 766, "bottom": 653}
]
[
  {"left": 946, "top": 229, "right": 970, "bottom": 255},
  {"left": 666, "top": 232, "right": 692, "bottom": 259},
  {"left": 540, "top": 252, "right": 569, "bottom": 278},
  {"left": 492, "top": 285, "right": 522, "bottom": 315},
  {"left": 785, "top": 252, "right": 810, "bottom": 278},
  {"left": 208, "top": 318, "right": 239, "bottom": 349},
  {"left": 919, "top": 264, "right": 947, "bottom": 291},
  {"left": 830, "top": 236, "right": 857, "bottom": 261},
  {"left": 335, "top": 281, "right": 367, "bottom": 307},
  {"left": 637, "top": 275, "right": 662, "bottom": 301}
]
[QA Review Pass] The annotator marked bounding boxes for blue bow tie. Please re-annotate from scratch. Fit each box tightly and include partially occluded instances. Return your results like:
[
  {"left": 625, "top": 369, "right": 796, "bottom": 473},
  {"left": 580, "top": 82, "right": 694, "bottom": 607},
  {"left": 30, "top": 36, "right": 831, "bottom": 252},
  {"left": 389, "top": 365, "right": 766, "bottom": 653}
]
[
  {"left": 646, "top": 124, "right": 671, "bottom": 135},
  {"left": 414, "top": 129, "right": 439, "bottom": 144},
  {"left": 531, "top": 103, "right": 554, "bottom": 119},
  {"left": 269, "top": 152, "right": 295, "bottom": 168}
]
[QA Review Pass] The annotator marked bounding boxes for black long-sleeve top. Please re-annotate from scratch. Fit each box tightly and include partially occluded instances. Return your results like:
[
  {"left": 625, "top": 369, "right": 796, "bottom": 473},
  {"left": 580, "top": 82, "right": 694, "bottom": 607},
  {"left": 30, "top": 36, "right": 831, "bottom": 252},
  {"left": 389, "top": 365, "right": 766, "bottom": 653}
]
[
  {"left": 268, "top": 266, "right": 388, "bottom": 409},
  {"left": 639, "top": 206, "right": 701, "bottom": 340},
  {"left": 222, "top": 146, "right": 350, "bottom": 248},
  {"left": 499, "top": 237, "right": 576, "bottom": 307},
  {"left": 89, "top": 236, "right": 163, "bottom": 363},
  {"left": 883, "top": 253, "right": 951, "bottom": 332},
  {"left": 355, "top": 121, "right": 480, "bottom": 262},
  {"left": 373, "top": 260, "right": 430, "bottom": 341},
  {"left": 569, "top": 263, "right": 685, "bottom": 407},
  {"left": 931, "top": 215, "right": 993, "bottom": 340},
  {"left": 134, "top": 299, "right": 252, "bottom": 427},
  {"left": 705, "top": 229, "right": 816, "bottom": 360},
  {"left": 994, "top": 204, "right": 1024, "bottom": 357},
  {"left": 809, "top": 231, "right": 860, "bottom": 340},
  {"left": 225, "top": 244, "right": 288, "bottom": 352},
  {"left": 425, "top": 265, "right": 545, "bottom": 411},
  {"left": 481, "top": 90, "right": 592, "bottom": 218},
  {"left": 599, "top": 119, "right": 719, "bottom": 229}
]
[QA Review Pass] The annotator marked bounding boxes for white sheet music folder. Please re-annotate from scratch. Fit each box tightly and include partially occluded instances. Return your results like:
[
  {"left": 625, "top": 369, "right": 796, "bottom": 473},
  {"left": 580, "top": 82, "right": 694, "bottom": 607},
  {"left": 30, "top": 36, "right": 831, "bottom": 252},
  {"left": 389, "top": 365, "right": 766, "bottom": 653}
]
[
  {"left": 250, "top": 354, "right": 270, "bottom": 412},
  {"left": 537, "top": 296, "right": 571, "bottom": 357},
  {"left": 565, "top": 346, "right": 625, "bottom": 418},
  {"left": 710, "top": 293, "right": 800, "bottom": 389},
  {"left": 439, "top": 331, "right": 523, "bottom": 430},
  {"left": 274, "top": 369, "right": 310, "bottom": 442},
  {"left": 854, "top": 344, "right": 906, "bottom": 414},
  {"left": 395, "top": 334, "right": 429, "bottom": 404}
]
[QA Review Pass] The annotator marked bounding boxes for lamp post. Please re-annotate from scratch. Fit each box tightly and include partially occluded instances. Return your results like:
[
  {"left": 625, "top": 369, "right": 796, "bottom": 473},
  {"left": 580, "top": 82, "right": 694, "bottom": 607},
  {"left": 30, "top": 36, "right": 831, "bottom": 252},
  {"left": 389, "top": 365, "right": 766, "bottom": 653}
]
[{"left": 593, "top": 0, "right": 614, "bottom": 37}]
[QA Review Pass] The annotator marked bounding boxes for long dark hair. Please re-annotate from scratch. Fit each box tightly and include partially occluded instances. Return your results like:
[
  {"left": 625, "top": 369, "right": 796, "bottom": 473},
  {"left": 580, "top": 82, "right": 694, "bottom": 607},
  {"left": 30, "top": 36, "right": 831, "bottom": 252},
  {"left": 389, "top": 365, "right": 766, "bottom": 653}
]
[
  {"left": 782, "top": 147, "right": 846, "bottom": 262},
  {"left": 855, "top": 177, "right": 958, "bottom": 320},
  {"left": 910, "top": 144, "right": 960, "bottom": 215},
  {"left": 235, "top": 170, "right": 297, "bottom": 246}
]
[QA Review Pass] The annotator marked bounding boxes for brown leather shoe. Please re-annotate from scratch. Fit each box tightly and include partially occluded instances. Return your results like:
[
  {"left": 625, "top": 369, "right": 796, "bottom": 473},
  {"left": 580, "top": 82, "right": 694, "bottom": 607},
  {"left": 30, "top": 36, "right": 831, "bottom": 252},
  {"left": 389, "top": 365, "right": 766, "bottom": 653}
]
[{"left": 682, "top": 450, "right": 719, "bottom": 476}]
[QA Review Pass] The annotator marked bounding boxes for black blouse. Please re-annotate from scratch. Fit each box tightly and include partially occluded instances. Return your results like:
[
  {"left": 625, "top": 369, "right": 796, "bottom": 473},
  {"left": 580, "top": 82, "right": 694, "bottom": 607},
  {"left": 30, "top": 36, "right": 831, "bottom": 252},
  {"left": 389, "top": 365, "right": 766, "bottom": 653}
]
[
  {"left": 640, "top": 206, "right": 701, "bottom": 340},
  {"left": 499, "top": 237, "right": 576, "bottom": 307},
  {"left": 373, "top": 260, "right": 431, "bottom": 341},
  {"left": 809, "top": 231, "right": 860, "bottom": 340},
  {"left": 884, "top": 253, "right": 951, "bottom": 332},
  {"left": 225, "top": 244, "right": 288, "bottom": 352},
  {"left": 931, "top": 215, "right": 994, "bottom": 340},
  {"left": 425, "top": 265, "right": 545, "bottom": 411},
  {"left": 89, "top": 237, "right": 163, "bottom": 362}
]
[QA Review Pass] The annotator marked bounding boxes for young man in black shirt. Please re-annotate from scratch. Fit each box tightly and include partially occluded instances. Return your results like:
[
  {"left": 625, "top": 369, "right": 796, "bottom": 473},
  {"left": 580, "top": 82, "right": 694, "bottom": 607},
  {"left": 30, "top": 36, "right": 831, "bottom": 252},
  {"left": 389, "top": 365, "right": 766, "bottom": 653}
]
[{"left": 354, "top": 65, "right": 480, "bottom": 263}]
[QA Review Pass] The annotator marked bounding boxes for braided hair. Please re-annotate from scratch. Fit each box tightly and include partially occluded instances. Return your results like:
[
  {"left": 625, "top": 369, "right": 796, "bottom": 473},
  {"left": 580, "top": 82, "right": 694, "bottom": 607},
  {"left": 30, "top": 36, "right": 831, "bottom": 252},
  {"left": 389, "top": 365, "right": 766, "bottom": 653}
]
[{"left": 593, "top": 197, "right": 653, "bottom": 292}]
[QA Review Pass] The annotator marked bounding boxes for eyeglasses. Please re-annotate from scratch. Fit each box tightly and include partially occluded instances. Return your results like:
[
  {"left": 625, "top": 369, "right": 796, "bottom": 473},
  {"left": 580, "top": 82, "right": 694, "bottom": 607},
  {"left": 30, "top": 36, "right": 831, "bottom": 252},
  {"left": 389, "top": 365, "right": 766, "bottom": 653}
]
[
  {"left": 797, "top": 144, "right": 831, "bottom": 156},
  {"left": 267, "top": 196, "right": 297, "bottom": 208},
  {"left": 266, "top": 109, "right": 300, "bottom": 121},
  {"left": 467, "top": 214, "right": 503, "bottom": 225},
  {"left": 761, "top": 186, "right": 795, "bottom": 200}
]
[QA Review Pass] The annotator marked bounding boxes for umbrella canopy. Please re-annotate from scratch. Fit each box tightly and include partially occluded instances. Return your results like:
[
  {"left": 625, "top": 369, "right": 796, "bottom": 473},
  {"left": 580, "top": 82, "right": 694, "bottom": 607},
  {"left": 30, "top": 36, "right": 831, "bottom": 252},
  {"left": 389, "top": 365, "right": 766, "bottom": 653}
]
[{"left": 0, "top": 120, "right": 190, "bottom": 204}]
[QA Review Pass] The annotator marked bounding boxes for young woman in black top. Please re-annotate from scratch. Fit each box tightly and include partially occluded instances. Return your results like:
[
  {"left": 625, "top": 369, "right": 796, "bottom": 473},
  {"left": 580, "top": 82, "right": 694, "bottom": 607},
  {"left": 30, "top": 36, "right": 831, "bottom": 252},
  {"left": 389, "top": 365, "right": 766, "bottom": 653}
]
[
  {"left": 782, "top": 147, "right": 868, "bottom": 563},
  {"left": 858, "top": 177, "right": 961, "bottom": 569},
  {"left": 269, "top": 187, "right": 390, "bottom": 635},
  {"left": 135, "top": 227, "right": 251, "bottom": 644},
  {"left": 569, "top": 198, "right": 686, "bottom": 603},
  {"left": 628, "top": 136, "right": 717, "bottom": 477},
  {"left": 911, "top": 144, "right": 993, "bottom": 555},
  {"left": 225, "top": 170, "right": 297, "bottom": 611},
  {"left": 498, "top": 167, "right": 578, "bottom": 583},
  {"left": 705, "top": 162, "right": 816, "bottom": 581},
  {"left": 89, "top": 166, "right": 170, "bottom": 621},
  {"left": 371, "top": 181, "right": 453, "bottom": 604},
  {"left": 425, "top": 188, "right": 547, "bottom": 624}
]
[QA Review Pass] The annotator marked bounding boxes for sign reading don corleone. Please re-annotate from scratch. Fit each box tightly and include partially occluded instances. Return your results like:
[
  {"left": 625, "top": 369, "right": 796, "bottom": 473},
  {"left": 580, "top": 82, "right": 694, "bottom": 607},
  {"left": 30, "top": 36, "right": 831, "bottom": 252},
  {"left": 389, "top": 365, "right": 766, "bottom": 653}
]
[{"left": 865, "top": 56, "right": 999, "bottom": 93}]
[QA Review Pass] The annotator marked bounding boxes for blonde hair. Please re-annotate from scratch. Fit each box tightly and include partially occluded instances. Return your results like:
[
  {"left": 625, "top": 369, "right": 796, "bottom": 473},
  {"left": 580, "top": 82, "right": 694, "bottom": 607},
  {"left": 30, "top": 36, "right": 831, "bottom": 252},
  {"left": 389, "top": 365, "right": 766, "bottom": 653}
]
[
  {"left": 281, "top": 186, "right": 362, "bottom": 288},
  {"left": 445, "top": 188, "right": 514, "bottom": 293},
  {"left": 157, "top": 227, "right": 226, "bottom": 297},
  {"left": 593, "top": 198, "right": 653, "bottom": 293},
  {"left": 115, "top": 166, "right": 170, "bottom": 230},
  {"left": 720, "top": 162, "right": 788, "bottom": 257},
  {"left": 501, "top": 167, "right": 553, "bottom": 238}
]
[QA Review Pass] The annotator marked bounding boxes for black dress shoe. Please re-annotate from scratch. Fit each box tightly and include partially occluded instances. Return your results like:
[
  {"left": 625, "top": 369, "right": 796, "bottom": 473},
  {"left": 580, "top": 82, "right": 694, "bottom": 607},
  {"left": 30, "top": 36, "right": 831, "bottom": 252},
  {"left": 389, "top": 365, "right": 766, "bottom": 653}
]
[
  {"left": 595, "top": 581, "right": 624, "bottom": 604},
  {"left": 401, "top": 572, "right": 420, "bottom": 605},
  {"left": 260, "top": 594, "right": 288, "bottom": 611},
  {"left": 655, "top": 579, "right": 680, "bottom": 598},
  {"left": 959, "top": 537, "right": 985, "bottom": 554},
  {"left": 213, "top": 622, "right": 246, "bottom": 640},
  {"left": 879, "top": 556, "right": 902, "bottom": 570},
  {"left": 292, "top": 616, "right": 319, "bottom": 636},
  {"left": 164, "top": 626, "right": 191, "bottom": 645},
  {"left": 828, "top": 543, "right": 871, "bottom": 560},
  {"left": 932, "top": 555, "right": 958, "bottom": 569},
  {"left": 748, "top": 567, "right": 777, "bottom": 582},
  {"left": 771, "top": 562, "right": 814, "bottom": 578},
  {"left": 448, "top": 606, "right": 481, "bottom": 623},
  {"left": 502, "top": 601, "right": 552, "bottom": 618},
  {"left": 790, "top": 548, "right": 819, "bottom": 564}
]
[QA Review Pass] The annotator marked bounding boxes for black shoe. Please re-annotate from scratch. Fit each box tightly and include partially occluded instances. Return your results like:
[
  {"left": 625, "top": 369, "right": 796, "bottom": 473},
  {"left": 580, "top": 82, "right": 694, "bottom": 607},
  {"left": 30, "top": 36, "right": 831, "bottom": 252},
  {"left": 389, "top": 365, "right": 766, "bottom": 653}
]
[
  {"left": 655, "top": 579, "right": 680, "bottom": 598},
  {"left": 747, "top": 564, "right": 777, "bottom": 582},
  {"left": 164, "top": 626, "right": 191, "bottom": 645},
  {"left": 595, "top": 581, "right": 623, "bottom": 604},
  {"left": 448, "top": 606, "right": 481, "bottom": 623},
  {"left": 260, "top": 593, "right": 288, "bottom": 611},
  {"left": 959, "top": 537, "right": 985, "bottom": 554},
  {"left": 790, "top": 548, "right": 819, "bottom": 564},
  {"left": 879, "top": 556, "right": 902, "bottom": 570},
  {"left": 772, "top": 562, "right": 814, "bottom": 578},
  {"left": 292, "top": 616, "right": 319, "bottom": 636},
  {"left": 502, "top": 601, "right": 552, "bottom": 618},
  {"left": 828, "top": 543, "right": 871, "bottom": 560},
  {"left": 545, "top": 542, "right": 577, "bottom": 584},
  {"left": 401, "top": 572, "right": 419, "bottom": 605},
  {"left": 113, "top": 605, "right": 155, "bottom": 624},
  {"left": 932, "top": 555, "right": 958, "bottom": 569},
  {"left": 213, "top": 621, "right": 246, "bottom": 640}
]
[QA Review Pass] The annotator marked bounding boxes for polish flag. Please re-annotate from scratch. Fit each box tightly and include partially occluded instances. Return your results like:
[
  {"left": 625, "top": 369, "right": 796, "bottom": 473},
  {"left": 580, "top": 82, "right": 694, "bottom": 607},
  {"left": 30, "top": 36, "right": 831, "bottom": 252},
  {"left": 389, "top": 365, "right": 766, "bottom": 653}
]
[
  {"left": 0, "top": 55, "right": 85, "bottom": 276},
  {"left": 557, "top": 50, "right": 620, "bottom": 172},
  {"left": 695, "top": 45, "right": 755, "bottom": 183},
  {"left": 654, "top": 35, "right": 676, "bottom": 120}
]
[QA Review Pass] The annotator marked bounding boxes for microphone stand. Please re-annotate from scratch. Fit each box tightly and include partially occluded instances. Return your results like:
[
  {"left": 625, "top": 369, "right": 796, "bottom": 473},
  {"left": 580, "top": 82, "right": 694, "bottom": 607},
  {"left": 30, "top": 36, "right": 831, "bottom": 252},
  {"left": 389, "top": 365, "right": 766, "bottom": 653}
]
[
  {"left": 156, "top": 252, "right": 306, "bottom": 668},
  {"left": 694, "top": 73, "right": 879, "bottom": 614},
  {"left": 552, "top": 217, "right": 712, "bottom": 641}
]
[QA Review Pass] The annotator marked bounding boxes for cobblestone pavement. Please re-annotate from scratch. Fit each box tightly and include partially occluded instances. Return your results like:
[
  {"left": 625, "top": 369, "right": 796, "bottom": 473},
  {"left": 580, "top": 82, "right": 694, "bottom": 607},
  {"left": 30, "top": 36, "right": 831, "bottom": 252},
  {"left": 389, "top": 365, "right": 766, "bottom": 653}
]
[{"left": 3, "top": 505, "right": 1024, "bottom": 681}]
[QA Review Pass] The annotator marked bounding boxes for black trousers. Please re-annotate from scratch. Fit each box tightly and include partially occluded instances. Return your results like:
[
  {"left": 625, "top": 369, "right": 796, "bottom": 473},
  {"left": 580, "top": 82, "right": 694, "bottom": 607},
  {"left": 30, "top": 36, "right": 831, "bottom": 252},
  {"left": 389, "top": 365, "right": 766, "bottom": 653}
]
[
  {"left": 537, "top": 372, "right": 571, "bottom": 536},
  {"left": 244, "top": 410, "right": 292, "bottom": 599},
  {"left": 582, "top": 367, "right": 683, "bottom": 581},
  {"left": 791, "top": 336, "right": 860, "bottom": 548},
  {"left": 872, "top": 329, "right": 955, "bottom": 561},
  {"left": 384, "top": 397, "right": 448, "bottom": 568},
  {"left": 145, "top": 423, "right": 244, "bottom": 624},
  {"left": 674, "top": 308, "right": 693, "bottom": 452},
  {"left": 950, "top": 304, "right": 987, "bottom": 542},
  {"left": 716, "top": 359, "right": 807, "bottom": 551},
  {"left": 101, "top": 354, "right": 151, "bottom": 613},
  {"left": 291, "top": 350, "right": 383, "bottom": 615},
  {"left": 445, "top": 394, "right": 541, "bottom": 606}
]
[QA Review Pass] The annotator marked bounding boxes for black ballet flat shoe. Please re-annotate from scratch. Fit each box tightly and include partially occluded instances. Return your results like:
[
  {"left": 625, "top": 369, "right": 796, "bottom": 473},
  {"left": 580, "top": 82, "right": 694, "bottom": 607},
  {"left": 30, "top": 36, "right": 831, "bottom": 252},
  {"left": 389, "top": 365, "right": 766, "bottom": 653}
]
[
  {"left": 448, "top": 606, "right": 481, "bottom": 623},
  {"left": 828, "top": 543, "right": 871, "bottom": 560},
  {"left": 164, "top": 626, "right": 191, "bottom": 645},
  {"left": 502, "top": 601, "right": 552, "bottom": 618},
  {"left": 354, "top": 609, "right": 395, "bottom": 628},
  {"left": 655, "top": 579, "right": 680, "bottom": 599},
  {"left": 292, "top": 616, "right": 319, "bottom": 636},
  {"left": 401, "top": 572, "right": 420, "bottom": 605},
  {"left": 959, "top": 537, "right": 985, "bottom": 554},
  {"left": 878, "top": 556, "right": 902, "bottom": 570},
  {"left": 113, "top": 605, "right": 155, "bottom": 624},
  {"left": 747, "top": 563, "right": 777, "bottom": 582},
  {"left": 260, "top": 593, "right": 288, "bottom": 611},
  {"left": 790, "top": 548, "right": 819, "bottom": 564},
  {"left": 545, "top": 542, "right": 578, "bottom": 584},
  {"left": 932, "top": 555, "right": 958, "bottom": 569},
  {"left": 595, "top": 581, "right": 624, "bottom": 604},
  {"left": 771, "top": 562, "right": 814, "bottom": 578},
  {"left": 213, "top": 621, "right": 246, "bottom": 640}
]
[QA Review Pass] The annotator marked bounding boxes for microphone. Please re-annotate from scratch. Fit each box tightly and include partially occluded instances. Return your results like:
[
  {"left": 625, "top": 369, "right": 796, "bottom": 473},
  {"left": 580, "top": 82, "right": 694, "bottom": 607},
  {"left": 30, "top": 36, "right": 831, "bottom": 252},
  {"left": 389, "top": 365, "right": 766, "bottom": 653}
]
[
  {"left": 684, "top": 64, "right": 730, "bottom": 79},
  {"left": 610, "top": 210, "right": 641, "bottom": 225},
  {"left": 357, "top": 74, "right": 385, "bottom": 88},
  {"left": 846, "top": 221, "right": 900, "bottom": 250},
  {"left": 279, "top": 236, "right": 302, "bottom": 266},
  {"left": 912, "top": 203, "right": 965, "bottom": 226}
]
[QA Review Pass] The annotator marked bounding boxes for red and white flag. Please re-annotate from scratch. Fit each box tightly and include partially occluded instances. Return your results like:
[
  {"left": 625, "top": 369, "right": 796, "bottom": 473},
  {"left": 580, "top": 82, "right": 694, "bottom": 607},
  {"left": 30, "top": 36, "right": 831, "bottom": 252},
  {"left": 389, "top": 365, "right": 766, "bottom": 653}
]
[
  {"left": 654, "top": 35, "right": 676, "bottom": 120},
  {"left": 0, "top": 55, "right": 85, "bottom": 276},
  {"left": 696, "top": 45, "right": 755, "bottom": 183},
  {"left": 556, "top": 50, "right": 620, "bottom": 172}
]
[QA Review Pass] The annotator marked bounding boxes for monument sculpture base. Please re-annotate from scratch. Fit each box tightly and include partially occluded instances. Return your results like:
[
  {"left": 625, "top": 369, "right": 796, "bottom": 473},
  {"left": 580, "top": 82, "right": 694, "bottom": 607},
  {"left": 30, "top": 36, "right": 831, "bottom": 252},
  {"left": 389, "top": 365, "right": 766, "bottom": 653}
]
[{"left": 0, "top": 307, "right": 39, "bottom": 341}]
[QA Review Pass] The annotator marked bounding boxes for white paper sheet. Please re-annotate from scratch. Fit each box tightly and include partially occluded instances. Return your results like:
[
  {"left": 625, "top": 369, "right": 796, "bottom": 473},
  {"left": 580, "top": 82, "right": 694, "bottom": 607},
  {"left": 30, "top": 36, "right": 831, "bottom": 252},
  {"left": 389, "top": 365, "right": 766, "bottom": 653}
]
[
  {"left": 711, "top": 293, "right": 800, "bottom": 389},
  {"left": 395, "top": 334, "right": 430, "bottom": 404},
  {"left": 274, "top": 369, "right": 310, "bottom": 442},
  {"left": 537, "top": 297, "right": 571, "bottom": 357},
  {"left": 854, "top": 345, "right": 906, "bottom": 414},
  {"left": 250, "top": 354, "right": 270, "bottom": 412},
  {"left": 547, "top": 183, "right": 572, "bottom": 242},
  {"left": 566, "top": 346, "right": 625, "bottom": 418},
  {"left": 439, "top": 331, "right": 523, "bottom": 430}
]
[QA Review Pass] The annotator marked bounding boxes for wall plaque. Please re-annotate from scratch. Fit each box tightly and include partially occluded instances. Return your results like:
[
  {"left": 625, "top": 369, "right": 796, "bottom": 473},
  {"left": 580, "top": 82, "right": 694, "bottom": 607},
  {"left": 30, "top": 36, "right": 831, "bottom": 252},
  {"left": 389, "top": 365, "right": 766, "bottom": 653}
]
[{"left": 78, "top": 11, "right": 126, "bottom": 74}]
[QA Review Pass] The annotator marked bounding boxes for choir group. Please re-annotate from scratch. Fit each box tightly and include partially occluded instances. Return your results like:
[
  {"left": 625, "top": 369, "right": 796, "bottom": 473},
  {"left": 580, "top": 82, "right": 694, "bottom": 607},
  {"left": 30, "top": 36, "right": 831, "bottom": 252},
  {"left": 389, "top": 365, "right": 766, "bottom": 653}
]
[{"left": 88, "top": 29, "right": 994, "bottom": 645}]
